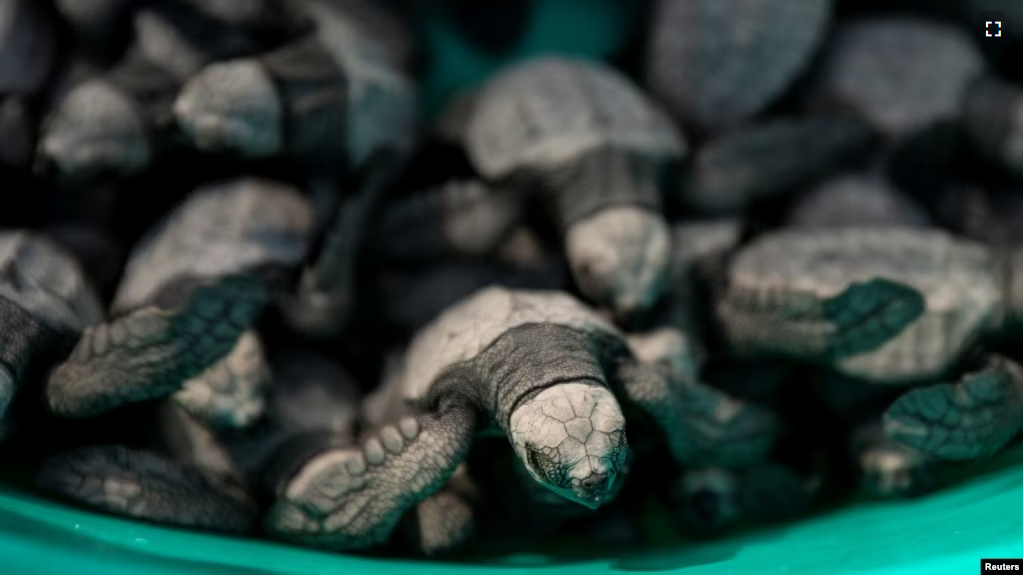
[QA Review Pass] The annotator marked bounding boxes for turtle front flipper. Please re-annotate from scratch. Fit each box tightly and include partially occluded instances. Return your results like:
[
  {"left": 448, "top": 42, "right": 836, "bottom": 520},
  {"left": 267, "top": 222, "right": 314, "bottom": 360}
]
[
  {"left": 264, "top": 398, "right": 478, "bottom": 551},
  {"left": 884, "top": 356, "right": 1023, "bottom": 461},
  {"left": 46, "top": 273, "right": 268, "bottom": 418},
  {"left": 172, "top": 330, "right": 272, "bottom": 431},
  {"left": 621, "top": 330, "right": 779, "bottom": 468},
  {"left": 718, "top": 277, "right": 926, "bottom": 362},
  {"left": 37, "top": 445, "right": 257, "bottom": 534}
]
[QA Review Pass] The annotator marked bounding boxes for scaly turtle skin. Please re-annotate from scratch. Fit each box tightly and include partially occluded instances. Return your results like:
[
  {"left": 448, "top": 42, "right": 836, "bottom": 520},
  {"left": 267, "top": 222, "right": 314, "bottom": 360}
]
[
  {"left": 646, "top": 0, "right": 831, "bottom": 136},
  {"left": 264, "top": 287, "right": 775, "bottom": 552},
  {"left": 0, "top": 232, "right": 104, "bottom": 420},
  {"left": 720, "top": 227, "right": 1023, "bottom": 490},
  {"left": 463, "top": 57, "right": 684, "bottom": 324},
  {"left": 45, "top": 178, "right": 314, "bottom": 419},
  {"left": 37, "top": 349, "right": 363, "bottom": 535}
]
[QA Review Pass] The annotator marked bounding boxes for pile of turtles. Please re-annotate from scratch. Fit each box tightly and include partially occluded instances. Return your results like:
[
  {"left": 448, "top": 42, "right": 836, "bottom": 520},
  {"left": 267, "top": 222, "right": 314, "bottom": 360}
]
[{"left": 1, "top": 0, "right": 1021, "bottom": 560}]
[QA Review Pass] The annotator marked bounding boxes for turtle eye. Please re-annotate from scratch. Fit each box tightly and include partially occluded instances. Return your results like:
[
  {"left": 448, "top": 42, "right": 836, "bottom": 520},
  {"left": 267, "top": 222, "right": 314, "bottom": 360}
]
[{"left": 527, "top": 446, "right": 568, "bottom": 488}]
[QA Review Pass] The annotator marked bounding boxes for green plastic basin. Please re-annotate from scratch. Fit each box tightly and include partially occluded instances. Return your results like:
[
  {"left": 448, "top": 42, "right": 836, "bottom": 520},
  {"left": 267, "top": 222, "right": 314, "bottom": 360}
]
[{"left": 0, "top": 450, "right": 1020, "bottom": 575}]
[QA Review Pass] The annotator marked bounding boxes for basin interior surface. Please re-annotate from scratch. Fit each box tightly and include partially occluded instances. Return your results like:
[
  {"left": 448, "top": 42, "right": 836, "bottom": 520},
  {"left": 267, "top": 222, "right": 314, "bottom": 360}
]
[{"left": 0, "top": 450, "right": 1020, "bottom": 575}]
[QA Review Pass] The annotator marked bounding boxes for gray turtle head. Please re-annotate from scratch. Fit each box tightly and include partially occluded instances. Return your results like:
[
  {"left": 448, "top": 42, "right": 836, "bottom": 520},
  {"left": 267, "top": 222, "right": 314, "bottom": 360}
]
[
  {"left": 173, "top": 59, "right": 282, "bottom": 157},
  {"left": 509, "top": 383, "right": 630, "bottom": 510},
  {"left": 37, "top": 80, "right": 151, "bottom": 181},
  {"left": 566, "top": 207, "right": 671, "bottom": 325}
]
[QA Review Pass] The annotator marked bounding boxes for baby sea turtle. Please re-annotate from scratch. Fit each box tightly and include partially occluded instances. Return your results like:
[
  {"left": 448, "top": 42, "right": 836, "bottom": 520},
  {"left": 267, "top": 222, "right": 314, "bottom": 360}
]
[
  {"left": 718, "top": 228, "right": 1022, "bottom": 465},
  {"left": 0, "top": 231, "right": 104, "bottom": 421},
  {"left": 678, "top": 115, "right": 874, "bottom": 216},
  {"left": 36, "top": 48, "right": 177, "bottom": 184},
  {"left": 174, "top": 0, "right": 417, "bottom": 339},
  {"left": 264, "top": 286, "right": 774, "bottom": 551},
  {"left": 37, "top": 348, "right": 363, "bottom": 534},
  {"left": 462, "top": 57, "right": 684, "bottom": 324},
  {"left": 806, "top": 16, "right": 984, "bottom": 144},
  {"left": 646, "top": 0, "right": 831, "bottom": 136},
  {"left": 174, "top": 0, "right": 416, "bottom": 168},
  {"left": 45, "top": 178, "right": 314, "bottom": 420}
]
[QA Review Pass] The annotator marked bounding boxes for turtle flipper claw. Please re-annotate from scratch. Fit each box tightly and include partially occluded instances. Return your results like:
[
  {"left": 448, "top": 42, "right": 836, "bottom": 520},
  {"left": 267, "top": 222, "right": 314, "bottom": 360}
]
[
  {"left": 46, "top": 274, "right": 268, "bottom": 418},
  {"left": 884, "top": 356, "right": 1023, "bottom": 461},
  {"left": 37, "top": 445, "right": 257, "bottom": 534},
  {"left": 823, "top": 278, "right": 926, "bottom": 359},
  {"left": 265, "top": 401, "right": 477, "bottom": 551}
]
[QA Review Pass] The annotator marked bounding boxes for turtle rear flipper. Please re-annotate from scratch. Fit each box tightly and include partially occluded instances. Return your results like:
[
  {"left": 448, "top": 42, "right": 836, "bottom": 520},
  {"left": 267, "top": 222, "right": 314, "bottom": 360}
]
[
  {"left": 264, "top": 398, "right": 478, "bottom": 551},
  {"left": 884, "top": 356, "right": 1023, "bottom": 461},
  {"left": 46, "top": 273, "right": 268, "bottom": 418},
  {"left": 37, "top": 445, "right": 257, "bottom": 534},
  {"left": 172, "top": 330, "right": 272, "bottom": 431}
]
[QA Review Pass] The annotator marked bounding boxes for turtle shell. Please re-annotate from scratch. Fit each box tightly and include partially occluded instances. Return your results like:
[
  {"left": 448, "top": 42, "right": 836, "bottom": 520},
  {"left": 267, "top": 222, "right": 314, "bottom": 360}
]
[
  {"left": 397, "top": 287, "right": 623, "bottom": 405},
  {"left": 646, "top": 0, "right": 830, "bottom": 135},
  {"left": 807, "top": 17, "right": 983, "bottom": 142},
  {"left": 305, "top": 0, "right": 418, "bottom": 169},
  {"left": 0, "top": 231, "right": 104, "bottom": 334},
  {"left": 728, "top": 228, "right": 1004, "bottom": 383},
  {"left": 111, "top": 178, "right": 313, "bottom": 315},
  {"left": 465, "top": 57, "right": 684, "bottom": 181}
]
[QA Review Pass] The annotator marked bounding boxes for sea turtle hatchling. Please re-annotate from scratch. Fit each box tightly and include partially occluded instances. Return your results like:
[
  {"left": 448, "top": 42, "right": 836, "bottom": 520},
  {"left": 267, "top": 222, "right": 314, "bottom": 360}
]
[
  {"left": 264, "top": 286, "right": 776, "bottom": 552},
  {"left": 461, "top": 57, "right": 685, "bottom": 325},
  {"left": 44, "top": 178, "right": 314, "bottom": 420},
  {"left": 716, "top": 227, "right": 1023, "bottom": 468},
  {"left": 37, "top": 348, "right": 363, "bottom": 534},
  {"left": 173, "top": 0, "right": 417, "bottom": 339},
  {"left": 0, "top": 231, "right": 104, "bottom": 421}
]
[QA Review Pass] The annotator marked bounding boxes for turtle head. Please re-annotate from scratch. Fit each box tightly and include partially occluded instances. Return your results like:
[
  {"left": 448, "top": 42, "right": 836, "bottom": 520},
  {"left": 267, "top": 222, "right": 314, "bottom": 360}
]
[
  {"left": 509, "top": 383, "right": 630, "bottom": 510},
  {"left": 173, "top": 59, "right": 282, "bottom": 158},
  {"left": 37, "top": 80, "right": 151, "bottom": 182},
  {"left": 566, "top": 207, "right": 671, "bottom": 327}
]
